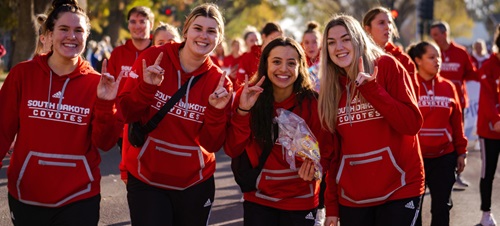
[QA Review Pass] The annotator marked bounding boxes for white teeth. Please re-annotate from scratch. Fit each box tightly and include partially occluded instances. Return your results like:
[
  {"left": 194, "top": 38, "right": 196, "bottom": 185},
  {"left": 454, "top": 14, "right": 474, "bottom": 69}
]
[
  {"left": 277, "top": 75, "right": 289, "bottom": 79},
  {"left": 196, "top": 42, "right": 208, "bottom": 47},
  {"left": 337, "top": 53, "right": 348, "bottom": 58},
  {"left": 64, "top": 44, "right": 77, "bottom": 48}
]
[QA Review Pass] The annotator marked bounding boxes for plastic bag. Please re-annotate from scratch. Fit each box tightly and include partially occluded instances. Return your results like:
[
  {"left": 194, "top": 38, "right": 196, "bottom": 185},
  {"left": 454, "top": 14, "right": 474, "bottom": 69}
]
[{"left": 274, "top": 108, "right": 322, "bottom": 180}]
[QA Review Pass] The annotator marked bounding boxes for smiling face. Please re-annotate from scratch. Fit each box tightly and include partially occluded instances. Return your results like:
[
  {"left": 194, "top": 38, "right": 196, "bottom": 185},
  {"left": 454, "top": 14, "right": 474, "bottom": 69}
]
[
  {"left": 184, "top": 16, "right": 221, "bottom": 58},
  {"left": 365, "top": 12, "right": 391, "bottom": 47},
  {"left": 327, "top": 25, "right": 354, "bottom": 70},
  {"left": 49, "top": 12, "right": 88, "bottom": 60},
  {"left": 128, "top": 12, "right": 152, "bottom": 41},
  {"left": 266, "top": 45, "right": 299, "bottom": 97},
  {"left": 416, "top": 45, "right": 441, "bottom": 79}
]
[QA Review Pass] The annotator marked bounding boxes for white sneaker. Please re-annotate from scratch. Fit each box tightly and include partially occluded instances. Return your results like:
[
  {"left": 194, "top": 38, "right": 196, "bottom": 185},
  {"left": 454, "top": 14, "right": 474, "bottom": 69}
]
[
  {"left": 314, "top": 208, "right": 325, "bottom": 226},
  {"left": 481, "top": 211, "right": 497, "bottom": 226},
  {"left": 455, "top": 174, "right": 469, "bottom": 187}
]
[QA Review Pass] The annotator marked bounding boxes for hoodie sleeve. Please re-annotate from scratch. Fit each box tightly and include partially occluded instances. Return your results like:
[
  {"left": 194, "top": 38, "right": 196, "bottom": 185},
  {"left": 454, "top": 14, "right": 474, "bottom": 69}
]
[
  {"left": 448, "top": 81, "right": 467, "bottom": 155},
  {"left": 358, "top": 56, "right": 423, "bottom": 135},
  {"left": 91, "top": 98, "right": 123, "bottom": 151},
  {"left": 324, "top": 134, "right": 341, "bottom": 217},
  {"left": 198, "top": 73, "right": 233, "bottom": 153},
  {"left": 118, "top": 51, "right": 159, "bottom": 123},
  {"left": 223, "top": 89, "right": 252, "bottom": 158},
  {"left": 0, "top": 67, "right": 21, "bottom": 165},
  {"left": 478, "top": 62, "right": 500, "bottom": 130}
]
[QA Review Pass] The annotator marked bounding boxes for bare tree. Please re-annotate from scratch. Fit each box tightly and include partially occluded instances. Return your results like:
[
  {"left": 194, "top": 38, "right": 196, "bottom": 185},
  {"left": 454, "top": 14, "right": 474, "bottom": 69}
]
[{"left": 12, "top": 0, "right": 35, "bottom": 66}]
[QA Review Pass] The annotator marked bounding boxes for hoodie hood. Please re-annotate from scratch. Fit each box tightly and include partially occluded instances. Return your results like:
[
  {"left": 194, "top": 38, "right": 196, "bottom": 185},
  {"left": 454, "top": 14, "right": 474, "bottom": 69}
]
[
  {"left": 385, "top": 42, "right": 404, "bottom": 58},
  {"left": 163, "top": 42, "right": 215, "bottom": 78}
]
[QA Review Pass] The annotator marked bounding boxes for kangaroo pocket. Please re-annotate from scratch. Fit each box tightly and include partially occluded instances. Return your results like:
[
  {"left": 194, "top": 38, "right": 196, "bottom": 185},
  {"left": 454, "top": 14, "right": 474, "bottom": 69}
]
[
  {"left": 336, "top": 147, "right": 405, "bottom": 204},
  {"left": 137, "top": 137, "right": 205, "bottom": 190},
  {"left": 17, "top": 151, "right": 94, "bottom": 207},
  {"left": 419, "top": 128, "right": 452, "bottom": 156},
  {"left": 255, "top": 168, "right": 314, "bottom": 202}
]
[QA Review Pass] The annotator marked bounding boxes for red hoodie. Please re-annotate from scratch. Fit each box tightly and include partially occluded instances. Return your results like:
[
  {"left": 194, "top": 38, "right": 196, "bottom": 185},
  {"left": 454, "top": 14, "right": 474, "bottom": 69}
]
[
  {"left": 0, "top": 53, "right": 122, "bottom": 207},
  {"left": 225, "top": 90, "right": 335, "bottom": 210},
  {"left": 118, "top": 42, "right": 231, "bottom": 190},
  {"left": 477, "top": 53, "right": 500, "bottom": 139},
  {"left": 107, "top": 39, "right": 151, "bottom": 180},
  {"left": 234, "top": 45, "right": 261, "bottom": 91},
  {"left": 417, "top": 74, "right": 467, "bottom": 158},
  {"left": 385, "top": 42, "right": 419, "bottom": 97},
  {"left": 324, "top": 55, "right": 424, "bottom": 216},
  {"left": 439, "top": 41, "right": 478, "bottom": 108}
]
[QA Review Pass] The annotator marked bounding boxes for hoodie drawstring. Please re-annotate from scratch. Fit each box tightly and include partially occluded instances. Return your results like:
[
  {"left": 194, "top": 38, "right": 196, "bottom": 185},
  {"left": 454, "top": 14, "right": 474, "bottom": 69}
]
[
  {"left": 177, "top": 70, "right": 181, "bottom": 89},
  {"left": 422, "top": 79, "right": 435, "bottom": 110},
  {"left": 48, "top": 70, "right": 70, "bottom": 114},
  {"left": 346, "top": 81, "right": 353, "bottom": 126},
  {"left": 184, "top": 76, "right": 195, "bottom": 116},
  {"left": 57, "top": 77, "right": 70, "bottom": 114}
]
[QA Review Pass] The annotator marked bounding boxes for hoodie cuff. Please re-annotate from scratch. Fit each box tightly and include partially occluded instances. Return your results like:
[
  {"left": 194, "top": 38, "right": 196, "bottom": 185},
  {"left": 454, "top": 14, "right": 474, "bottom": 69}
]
[
  {"left": 204, "top": 104, "right": 227, "bottom": 123},
  {"left": 137, "top": 81, "right": 159, "bottom": 101}
]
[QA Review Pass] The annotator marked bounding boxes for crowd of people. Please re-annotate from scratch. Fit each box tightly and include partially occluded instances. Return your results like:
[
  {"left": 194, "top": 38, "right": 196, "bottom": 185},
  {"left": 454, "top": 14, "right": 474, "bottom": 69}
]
[{"left": 0, "top": 0, "right": 499, "bottom": 225}]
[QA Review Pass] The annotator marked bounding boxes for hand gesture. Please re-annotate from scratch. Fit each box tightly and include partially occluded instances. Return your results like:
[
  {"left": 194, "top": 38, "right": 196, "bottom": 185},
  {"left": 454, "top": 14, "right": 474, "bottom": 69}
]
[
  {"left": 355, "top": 57, "right": 378, "bottom": 87},
  {"left": 325, "top": 216, "right": 339, "bottom": 226},
  {"left": 97, "top": 59, "right": 123, "bottom": 100},
  {"left": 298, "top": 158, "right": 315, "bottom": 181},
  {"left": 238, "top": 75, "right": 265, "bottom": 114},
  {"left": 208, "top": 72, "right": 233, "bottom": 109},
  {"left": 143, "top": 52, "right": 164, "bottom": 86}
]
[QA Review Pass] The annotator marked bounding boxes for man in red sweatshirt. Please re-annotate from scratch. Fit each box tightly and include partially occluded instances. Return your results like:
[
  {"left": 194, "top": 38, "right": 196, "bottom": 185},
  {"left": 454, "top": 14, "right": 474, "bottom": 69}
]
[
  {"left": 430, "top": 20, "right": 477, "bottom": 188},
  {"left": 106, "top": 6, "right": 154, "bottom": 183}
]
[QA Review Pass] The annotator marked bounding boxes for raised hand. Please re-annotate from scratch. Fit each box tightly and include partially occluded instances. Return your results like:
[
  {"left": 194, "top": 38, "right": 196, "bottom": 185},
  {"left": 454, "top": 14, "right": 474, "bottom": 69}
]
[
  {"left": 237, "top": 75, "right": 265, "bottom": 114},
  {"left": 97, "top": 59, "right": 123, "bottom": 100},
  {"left": 208, "top": 72, "right": 233, "bottom": 109},
  {"left": 355, "top": 57, "right": 378, "bottom": 87},
  {"left": 143, "top": 52, "right": 164, "bottom": 86}
]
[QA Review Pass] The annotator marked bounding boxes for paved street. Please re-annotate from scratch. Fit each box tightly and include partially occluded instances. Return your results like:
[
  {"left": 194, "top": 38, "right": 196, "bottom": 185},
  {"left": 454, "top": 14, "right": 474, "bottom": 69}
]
[{"left": 0, "top": 145, "right": 498, "bottom": 226}]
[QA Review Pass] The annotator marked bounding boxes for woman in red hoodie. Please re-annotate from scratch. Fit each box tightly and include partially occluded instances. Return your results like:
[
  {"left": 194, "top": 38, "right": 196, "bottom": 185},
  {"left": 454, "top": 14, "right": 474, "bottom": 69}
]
[
  {"left": 0, "top": 0, "right": 122, "bottom": 225},
  {"left": 225, "top": 36, "right": 334, "bottom": 226},
  {"left": 476, "top": 25, "right": 500, "bottom": 226},
  {"left": 362, "top": 6, "right": 419, "bottom": 96},
  {"left": 319, "top": 15, "right": 424, "bottom": 226},
  {"left": 118, "top": 3, "right": 232, "bottom": 225},
  {"left": 408, "top": 41, "right": 467, "bottom": 226}
]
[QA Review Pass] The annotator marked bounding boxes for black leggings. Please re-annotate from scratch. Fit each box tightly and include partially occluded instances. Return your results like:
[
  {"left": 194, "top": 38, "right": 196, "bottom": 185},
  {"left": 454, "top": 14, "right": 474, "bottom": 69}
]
[
  {"left": 127, "top": 173, "right": 215, "bottom": 226},
  {"left": 479, "top": 138, "right": 500, "bottom": 212},
  {"left": 8, "top": 193, "right": 100, "bottom": 226},
  {"left": 243, "top": 200, "right": 317, "bottom": 226},
  {"left": 339, "top": 196, "right": 422, "bottom": 226}
]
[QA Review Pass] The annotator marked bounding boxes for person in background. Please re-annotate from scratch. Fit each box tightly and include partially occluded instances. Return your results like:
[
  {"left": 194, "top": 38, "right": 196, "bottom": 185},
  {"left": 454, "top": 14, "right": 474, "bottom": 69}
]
[
  {"left": 118, "top": 3, "right": 232, "bottom": 225},
  {"left": 32, "top": 14, "right": 52, "bottom": 57},
  {"left": 476, "top": 24, "right": 500, "bottom": 226},
  {"left": 430, "top": 20, "right": 478, "bottom": 189},
  {"left": 223, "top": 38, "right": 243, "bottom": 83},
  {"left": 0, "top": 0, "right": 123, "bottom": 225},
  {"left": 106, "top": 6, "right": 154, "bottom": 184},
  {"left": 225, "top": 36, "right": 334, "bottom": 226},
  {"left": 408, "top": 41, "right": 467, "bottom": 226},
  {"left": 242, "top": 25, "right": 260, "bottom": 53},
  {"left": 472, "top": 38, "right": 489, "bottom": 69},
  {"left": 363, "top": 6, "right": 418, "bottom": 96},
  {"left": 152, "top": 21, "right": 181, "bottom": 46},
  {"left": 210, "top": 41, "right": 226, "bottom": 67},
  {"left": 319, "top": 14, "right": 424, "bottom": 226},
  {"left": 235, "top": 22, "right": 283, "bottom": 91},
  {"left": 301, "top": 21, "right": 322, "bottom": 92}
]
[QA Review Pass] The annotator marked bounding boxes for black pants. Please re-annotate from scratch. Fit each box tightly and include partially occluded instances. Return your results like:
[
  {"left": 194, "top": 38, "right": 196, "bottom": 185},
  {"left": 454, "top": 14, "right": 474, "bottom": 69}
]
[
  {"left": 243, "top": 200, "right": 317, "bottom": 226},
  {"left": 339, "top": 196, "right": 422, "bottom": 226},
  {"left": 479, "top": 138, "right": 500, "bottom": 212},
  {"left": 8, "top": 193, "right": 100, "bottom": 226},
  {"left": 416, "top": 152, "right": 457, "bottom": 226},
  {"left": 127, "top": 173, "right": 215, "bottom": 226}
]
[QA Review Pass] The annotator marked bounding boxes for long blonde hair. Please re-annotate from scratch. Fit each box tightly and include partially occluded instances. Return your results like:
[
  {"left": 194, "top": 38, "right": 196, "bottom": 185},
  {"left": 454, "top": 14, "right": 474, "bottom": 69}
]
[{"left": 318, "top": 14, "right": 385, "bottom": 133}]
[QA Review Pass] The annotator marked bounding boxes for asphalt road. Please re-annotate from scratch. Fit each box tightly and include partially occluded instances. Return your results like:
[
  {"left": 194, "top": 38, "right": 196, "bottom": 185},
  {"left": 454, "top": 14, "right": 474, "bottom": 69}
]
[{"left": 0, "top": 145, "right": 498, "bottom": 226}]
